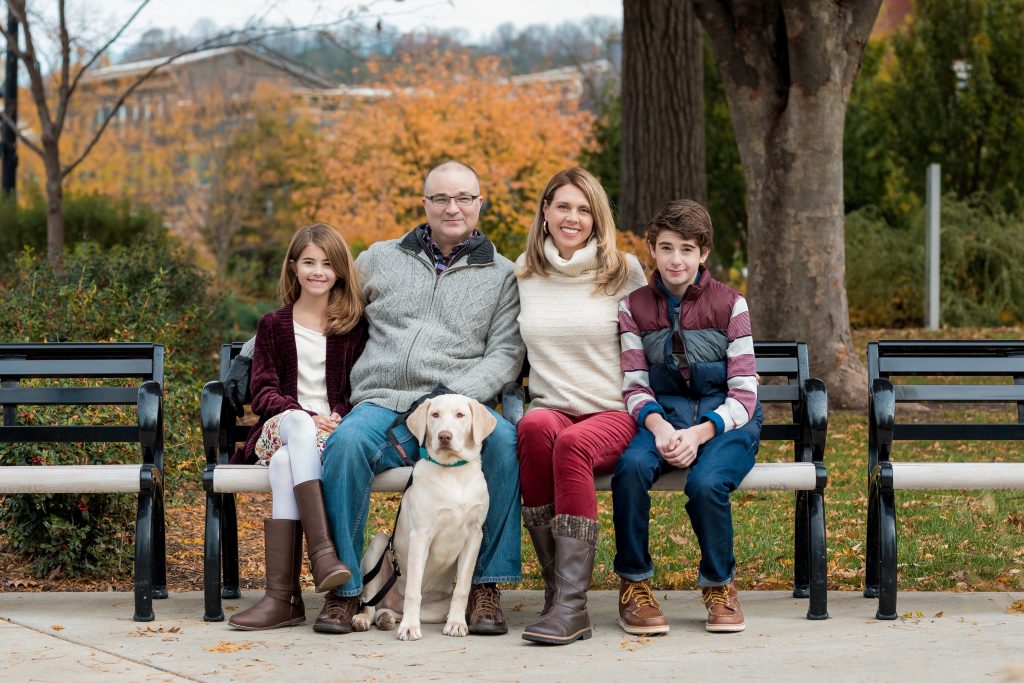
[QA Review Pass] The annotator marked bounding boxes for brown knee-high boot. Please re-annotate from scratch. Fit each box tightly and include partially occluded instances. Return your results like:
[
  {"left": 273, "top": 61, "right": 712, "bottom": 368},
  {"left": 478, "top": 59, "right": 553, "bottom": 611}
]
[
  {"left": 293, "top": 479, "right": 351, "bottom": 592},
  {"left": 522, "top": 514, "right": 597, "bottom": 645},
  {"left": 523, "top": 504, "right": 556, "bottom": 616},
  {"left": 229, "top": 519, "right": 305, "bottom": 630}
]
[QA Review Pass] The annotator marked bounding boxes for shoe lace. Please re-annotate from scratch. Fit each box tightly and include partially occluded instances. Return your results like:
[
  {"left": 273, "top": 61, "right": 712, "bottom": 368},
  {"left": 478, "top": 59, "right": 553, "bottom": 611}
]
[
  {"left": 621, "top": 581, "right": 660, "bottom": 609},
  {"left": 472, "top": 585, "right": 501, "bottom": 615},
  {"left": 325, "top": 595, "right": 358, "bottom": 618},
  {"left": 703, "top": 585, "right": 730, "bottom": 607}
]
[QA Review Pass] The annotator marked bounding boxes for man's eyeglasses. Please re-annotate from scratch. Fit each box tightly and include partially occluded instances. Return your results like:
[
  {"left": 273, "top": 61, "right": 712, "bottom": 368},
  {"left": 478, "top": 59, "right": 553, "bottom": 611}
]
[{"left": 425, "top": 194, "right": 480, "bottom": 207}]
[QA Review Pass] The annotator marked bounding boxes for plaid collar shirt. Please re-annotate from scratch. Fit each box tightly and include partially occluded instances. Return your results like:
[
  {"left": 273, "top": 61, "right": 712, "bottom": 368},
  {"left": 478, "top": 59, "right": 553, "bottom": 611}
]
[{"left": 418, "top": 224, "right": 482, "bottom": 273}]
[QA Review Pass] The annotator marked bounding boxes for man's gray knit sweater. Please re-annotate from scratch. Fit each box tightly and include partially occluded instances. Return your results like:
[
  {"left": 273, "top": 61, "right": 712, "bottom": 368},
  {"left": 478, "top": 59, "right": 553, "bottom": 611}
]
[{"left": 348, "top": 226, "right": 524, "bottom": 413}]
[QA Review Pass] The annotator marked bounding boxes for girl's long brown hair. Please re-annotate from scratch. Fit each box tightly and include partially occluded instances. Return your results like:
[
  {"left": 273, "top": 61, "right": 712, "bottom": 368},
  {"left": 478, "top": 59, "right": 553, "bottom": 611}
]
[
  {"left": 517, "top": 167, "right": 631, "bottom": 295},
  {"left": 278, "top": 223, "right": 363, "bottom": 336}
]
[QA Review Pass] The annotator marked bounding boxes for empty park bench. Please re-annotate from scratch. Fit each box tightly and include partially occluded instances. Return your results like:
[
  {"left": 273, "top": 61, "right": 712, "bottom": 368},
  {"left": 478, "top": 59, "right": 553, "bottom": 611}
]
[
  {"left": 201, "top": 340, "right": 828, "bottom": 621},
  {"left": 0, "top": 343, "right": 166, "bottom": 621},
  {"left": 865, "top": 339, "right": 1024, "bottom": 620}
]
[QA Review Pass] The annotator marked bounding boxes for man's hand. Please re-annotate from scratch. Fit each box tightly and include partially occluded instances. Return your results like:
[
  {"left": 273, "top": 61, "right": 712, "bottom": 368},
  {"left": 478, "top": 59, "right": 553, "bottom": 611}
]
[{"left": 224, "top": 355, "right": 252, "bottom": 418}]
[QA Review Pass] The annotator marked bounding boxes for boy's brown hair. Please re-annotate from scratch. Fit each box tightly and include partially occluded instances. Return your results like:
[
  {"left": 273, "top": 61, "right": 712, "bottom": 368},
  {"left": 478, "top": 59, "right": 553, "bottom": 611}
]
[{"left": 645, "top": 199, "right": 714, "bottom": 253}]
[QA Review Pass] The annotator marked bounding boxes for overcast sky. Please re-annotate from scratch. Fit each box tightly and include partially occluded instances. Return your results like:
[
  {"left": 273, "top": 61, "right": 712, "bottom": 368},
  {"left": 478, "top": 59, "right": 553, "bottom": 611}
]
[{"left": 88, "top": 0, "right": 622, "bottom": 42}]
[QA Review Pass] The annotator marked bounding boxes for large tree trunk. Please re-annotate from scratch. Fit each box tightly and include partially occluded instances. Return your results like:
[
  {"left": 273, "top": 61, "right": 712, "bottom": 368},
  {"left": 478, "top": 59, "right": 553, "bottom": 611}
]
[
  {"left": 43, "top": 144, "right": 64, "bottom": 267},
  {"left": 692, "top": 1, "right": 882, "bottom": 409},
  {"left": 619, "top": 0, "right": 705, "bottom": 235}
]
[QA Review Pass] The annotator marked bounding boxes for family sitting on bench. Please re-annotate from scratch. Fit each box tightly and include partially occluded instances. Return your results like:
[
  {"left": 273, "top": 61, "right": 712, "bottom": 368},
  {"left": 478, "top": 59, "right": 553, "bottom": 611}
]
[{"left": 226, "top": 160, "right": 761, "bottom": 643}]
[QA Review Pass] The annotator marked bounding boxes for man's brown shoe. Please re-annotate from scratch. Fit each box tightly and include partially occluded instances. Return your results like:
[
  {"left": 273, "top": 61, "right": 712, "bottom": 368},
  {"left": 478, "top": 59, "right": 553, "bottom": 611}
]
[
  {"left": 701, "top": 582, "right": 745, "bottom": 633},
  {"left": 617, "top": 578, "right": 669, "bottom": 635},
  {"left": 313, "top": 593, "right": 360, "bottom": 634},
  {"left": 466, "top": 583, "right": 507, "bottom": 635}
]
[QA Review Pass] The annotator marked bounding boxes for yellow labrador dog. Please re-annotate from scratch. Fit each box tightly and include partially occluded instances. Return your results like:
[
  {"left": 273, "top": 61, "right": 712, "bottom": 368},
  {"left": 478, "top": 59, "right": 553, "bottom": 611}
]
[{"left": 352, "top": 394, "right": 496, "bottom": 641}]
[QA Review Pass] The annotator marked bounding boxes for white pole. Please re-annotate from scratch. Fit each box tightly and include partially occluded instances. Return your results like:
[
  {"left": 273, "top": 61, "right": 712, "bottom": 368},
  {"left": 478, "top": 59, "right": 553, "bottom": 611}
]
[{"left": 925, "top": 163, "right": 940, "bottom": 330}]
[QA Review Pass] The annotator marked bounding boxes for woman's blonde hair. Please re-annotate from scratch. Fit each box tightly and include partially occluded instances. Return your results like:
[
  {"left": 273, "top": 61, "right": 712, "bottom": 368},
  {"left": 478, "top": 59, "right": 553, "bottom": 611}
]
[
  {"left": 518, "top": 167, "right": 631, "bottom": 295},
  {"left": 278, "top": 223, "right": 363, "bottom": 336}
]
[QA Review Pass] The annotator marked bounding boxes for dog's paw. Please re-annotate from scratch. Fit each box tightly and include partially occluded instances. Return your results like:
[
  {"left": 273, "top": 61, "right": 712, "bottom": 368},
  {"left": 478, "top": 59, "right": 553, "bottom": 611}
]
[
  {"left": 396, "top": 619, "right": 422, "bottom": 641},
  {"left": 375, "top": 611, "right": 397, "bottom": 631},
  {"left": 442, "top": 618, "right": 469, "bottom": 637},
  {"left": 351, "top": 614, "right": 370, "bottom": 632}
]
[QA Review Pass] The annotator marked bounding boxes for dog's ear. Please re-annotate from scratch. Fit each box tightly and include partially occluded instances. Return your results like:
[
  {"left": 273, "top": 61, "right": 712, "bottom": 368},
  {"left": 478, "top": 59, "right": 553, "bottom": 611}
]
[
  {"left": 469, "top": 398, "right": 497, "bottom": 446},
  {"left": 406, "top": 399, "right": 432, "bottom": 444}
]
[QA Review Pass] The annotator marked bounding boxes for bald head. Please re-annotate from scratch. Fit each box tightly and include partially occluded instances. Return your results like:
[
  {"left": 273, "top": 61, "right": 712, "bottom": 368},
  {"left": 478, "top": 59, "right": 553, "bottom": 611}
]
[{"left": 424, "top": 160, "right": 480, "bottom": 196}]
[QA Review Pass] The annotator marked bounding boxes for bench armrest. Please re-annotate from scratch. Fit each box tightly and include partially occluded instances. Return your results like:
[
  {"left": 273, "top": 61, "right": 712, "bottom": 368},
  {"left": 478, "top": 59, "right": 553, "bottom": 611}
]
[
  {"left": 201, "top": 381, "right": 227, "bottom": 467},
  {"left": 802, "top": 377, "right": 828, "bottom": 464},
  {"left": 137, "top": 380, "right": 163, "bottom": 468},
  {"left": 870, "top": 377, "right": 895, "bottom": 463}
]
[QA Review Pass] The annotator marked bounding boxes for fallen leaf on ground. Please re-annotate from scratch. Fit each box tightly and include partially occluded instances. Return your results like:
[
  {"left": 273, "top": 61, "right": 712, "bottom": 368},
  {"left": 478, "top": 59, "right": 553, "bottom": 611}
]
[
  {"left": 933, "top": 611, "right": 944, "bottom": 618},
  {"left": 205, "top": 641, "right": 253, "bottom": 653},
  {"left": 51, "top": 624, "right": 64, "bottom": 631},
  {"left": 1005, "top": 600, "right": 1024, "bottom": 614}
]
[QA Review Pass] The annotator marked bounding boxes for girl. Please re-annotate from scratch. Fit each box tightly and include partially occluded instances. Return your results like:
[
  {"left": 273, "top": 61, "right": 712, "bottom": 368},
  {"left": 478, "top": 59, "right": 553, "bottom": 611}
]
[
  {"left": 229, "top": 223, "right": 367, "bottom": 631},
  {"left": 515, "top": 168, "right": 648, "bottom": 645}
]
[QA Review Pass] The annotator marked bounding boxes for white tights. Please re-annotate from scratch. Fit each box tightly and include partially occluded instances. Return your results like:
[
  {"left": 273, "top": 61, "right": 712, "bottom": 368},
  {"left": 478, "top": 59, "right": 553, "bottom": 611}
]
[{"left": 267, "top": 411, "right": 323, "bottom": 520}]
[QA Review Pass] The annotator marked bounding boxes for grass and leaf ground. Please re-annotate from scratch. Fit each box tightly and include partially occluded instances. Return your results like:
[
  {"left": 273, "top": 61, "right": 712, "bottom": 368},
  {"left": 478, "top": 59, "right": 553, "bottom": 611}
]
[{"left": 2, "top": 327, "right": 1022, "bottom": 595}]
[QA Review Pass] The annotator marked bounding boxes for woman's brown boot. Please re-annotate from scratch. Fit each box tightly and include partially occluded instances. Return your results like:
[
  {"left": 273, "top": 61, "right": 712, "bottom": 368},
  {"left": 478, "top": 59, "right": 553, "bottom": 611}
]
[
  {"left": 523, "top": 504, "right": 556, "bottom": 616},
  {"left": 522, "top": 514, "right": 597, "bottom": 645},
  {"left": 294, "top": 479, "right": 351, "bottom": 592},
  {"left": 228, "top": 519, "right": 305, "bottom": 630}
]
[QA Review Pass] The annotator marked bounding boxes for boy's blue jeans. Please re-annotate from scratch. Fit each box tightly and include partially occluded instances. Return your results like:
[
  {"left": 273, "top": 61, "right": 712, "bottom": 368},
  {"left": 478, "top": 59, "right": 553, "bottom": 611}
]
[
  {"left": 612, "top": 427, "right": 758, "bottom": 587},
  {"left": 320, "top": 402, "right": 522, "bottom": 597}
]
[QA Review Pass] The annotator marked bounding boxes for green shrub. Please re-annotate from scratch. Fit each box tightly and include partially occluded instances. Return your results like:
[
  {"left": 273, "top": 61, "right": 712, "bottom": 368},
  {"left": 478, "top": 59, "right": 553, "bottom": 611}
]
[
  {"left": 0, "top": 239, "right": 221, "bottom": 578},
  {"left": 846, "top": 197, "right": 1024, "bottom": 327},
  {"left": 0, "top": 187, "right": 165, "bottom": 257}
]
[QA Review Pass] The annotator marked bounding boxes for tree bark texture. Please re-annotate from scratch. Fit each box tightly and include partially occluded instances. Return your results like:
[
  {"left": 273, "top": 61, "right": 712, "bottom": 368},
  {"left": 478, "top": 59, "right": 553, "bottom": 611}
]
[
  {"left": 619, "top": 0, "right": 705, "bottom": 235},
  {"left": 692, "top": 0, "right": 882, "bottom": 408}
]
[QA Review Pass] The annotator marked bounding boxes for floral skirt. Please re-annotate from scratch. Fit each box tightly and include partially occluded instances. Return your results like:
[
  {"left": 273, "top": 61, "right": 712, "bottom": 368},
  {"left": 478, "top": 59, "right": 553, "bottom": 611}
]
[{"left": 254, "top": 410, "right": 331, "bottom": 465}]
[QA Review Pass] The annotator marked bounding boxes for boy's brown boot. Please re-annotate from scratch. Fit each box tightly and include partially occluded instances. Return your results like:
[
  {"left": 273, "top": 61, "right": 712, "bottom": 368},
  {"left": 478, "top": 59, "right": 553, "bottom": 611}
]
[
  {"left": 701, "top": 581, "right": 745, "bottom": 632},
  {"left": 617, "top": 578, "right": 670, "bottom": 635},
  {"left": 228, "top": 519, "right": 305, "bottom": 630}
]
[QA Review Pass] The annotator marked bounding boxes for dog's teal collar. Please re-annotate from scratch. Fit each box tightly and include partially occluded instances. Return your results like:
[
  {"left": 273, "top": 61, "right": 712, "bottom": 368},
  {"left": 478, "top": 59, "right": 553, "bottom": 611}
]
[{"left": 419, "top": 447, "right": 469, "bottom": 468}]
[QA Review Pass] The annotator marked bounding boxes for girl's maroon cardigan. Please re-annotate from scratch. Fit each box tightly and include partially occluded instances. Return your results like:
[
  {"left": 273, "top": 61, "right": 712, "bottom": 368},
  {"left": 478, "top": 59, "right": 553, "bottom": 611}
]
[{"left": 236, "top": 304, "right": 367, "bottom": 464}]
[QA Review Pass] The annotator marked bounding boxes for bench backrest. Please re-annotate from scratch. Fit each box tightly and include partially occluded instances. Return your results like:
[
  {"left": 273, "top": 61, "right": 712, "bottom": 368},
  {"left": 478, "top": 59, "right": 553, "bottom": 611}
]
[
  {"left": 868, "top": 340, "right": 1024, "bottom": 442},
  {"left": 753, "top": 341, "right": 811, "bottom": 443},
  {"left": 0, "top": 343, "right": 164, "bottom": 444}
]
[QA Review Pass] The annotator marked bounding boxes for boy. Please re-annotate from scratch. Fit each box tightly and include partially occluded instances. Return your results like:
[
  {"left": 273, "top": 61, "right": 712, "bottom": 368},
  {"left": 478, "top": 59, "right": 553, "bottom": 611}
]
[{"left": 613, "top": 199, "right": 762, "bottom": 634}]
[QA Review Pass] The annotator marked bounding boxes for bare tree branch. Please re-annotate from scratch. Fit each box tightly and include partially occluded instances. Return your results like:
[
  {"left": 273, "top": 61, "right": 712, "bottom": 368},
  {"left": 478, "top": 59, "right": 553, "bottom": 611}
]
[
  {"left": 10, "top": 0, "right": 56, "bottom": 143},
  {"left": 56, "top": 0, "right": 71, "bottom": 136},
  {"left": 0, "top": 109, "right": 44, "bottom": 158},
  {"left": 66, "top": 0, "right": 152, "bottom": 103}
]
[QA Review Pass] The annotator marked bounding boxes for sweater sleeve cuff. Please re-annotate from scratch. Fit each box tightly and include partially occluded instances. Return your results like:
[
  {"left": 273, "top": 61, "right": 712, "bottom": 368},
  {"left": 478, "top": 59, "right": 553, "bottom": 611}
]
[
  {"left": 700, "top": 411, "right": 725, "bottom": 435},
  {"left": 637, "top": 402, "right": 665, "bottom": 429}
]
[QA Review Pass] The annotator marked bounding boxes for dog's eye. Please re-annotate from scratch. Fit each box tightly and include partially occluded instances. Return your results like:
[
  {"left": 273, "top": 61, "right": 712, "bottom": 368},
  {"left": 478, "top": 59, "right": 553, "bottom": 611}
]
[
  {"left": 431, "top": 411, "right": 440, "bottom": 418},
  {"left": 455, "top": 412, "right": 465, "bottom": 418}
]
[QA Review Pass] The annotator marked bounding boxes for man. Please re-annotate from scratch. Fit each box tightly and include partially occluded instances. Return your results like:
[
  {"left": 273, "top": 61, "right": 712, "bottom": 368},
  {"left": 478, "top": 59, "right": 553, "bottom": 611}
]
[{"left": 230, "top": 160, "right": 524, "bottom": 635}]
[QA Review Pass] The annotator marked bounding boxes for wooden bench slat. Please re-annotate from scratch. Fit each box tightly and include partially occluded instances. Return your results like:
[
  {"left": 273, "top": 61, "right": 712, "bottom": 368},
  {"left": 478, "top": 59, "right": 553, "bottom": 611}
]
[
  {"left": 894, "top": 384, "right": 1024, "bottom": 402},
  {"left": 213, "top": 462, "right": 819, "bottom": 494},
  {"left": 890, "top": 462, "right": 1024, "bottom": 490},
  {"left": 0, "top": 464, "right": 143, "bottom": 493},
  {"left": 0, "top": 359, "right": 155, "bottom": 378},
  {"left": 879, "top": 357, "right": 1024, "bottom": 375},
  {"left": 0, "top": 387, "right": 140, "bottom": 405},
  {"left": 756, "top": 357, "right": 801, "bottom": 375},
  {"left": 761, "top": 424, "right": 801, "bottom": 441},
  {"left": 0, "top": 425, "right": 139, "bottom": 443},
  {"left": 892, "top": 423, "right": 1024, "bottom": 441},
  {"left": 758, "top": 384, "right": 800, "bottom": 402}
]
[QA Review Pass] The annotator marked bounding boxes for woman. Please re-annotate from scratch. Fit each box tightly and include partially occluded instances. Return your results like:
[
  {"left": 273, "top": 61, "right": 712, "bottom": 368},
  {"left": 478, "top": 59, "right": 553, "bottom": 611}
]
[{"left": 515, "top": 167, "right": 647, "bottom": 644}]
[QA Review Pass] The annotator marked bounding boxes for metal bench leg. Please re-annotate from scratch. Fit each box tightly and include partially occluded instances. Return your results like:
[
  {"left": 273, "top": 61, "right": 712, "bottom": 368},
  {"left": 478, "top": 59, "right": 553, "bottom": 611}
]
[
  {"left": 806, "top": 489, "right": 829, "bottom": 619},
  {"left": 133, "top": 488, "right": 155, "bottom": 622},
  {"left": 876, "top": 484, "right": 898, "bottom": 620},
  {"left": 792, "top": 490, "right": 810, "bottom": 598},
  {"left": 203, "top": 490, "right": 225, "bottom": 621},
  {"left": 152, "top": 479, "right": 168, "bottom": 599},
  {"left": 864, "top": 479, "right": 880, "bottom": 598},
  {"left": 222, "top": 492, "right": 241, "bottom": 599}
]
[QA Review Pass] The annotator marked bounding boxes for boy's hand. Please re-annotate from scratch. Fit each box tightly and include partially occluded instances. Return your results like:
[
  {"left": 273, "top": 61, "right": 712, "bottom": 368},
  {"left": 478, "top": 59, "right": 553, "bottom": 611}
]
[
  {"left": 645, "top": 415, "right": 678, "bottom": 459},
  {"left": 662, "top": 427, "right": 701, "bottom": 468}
]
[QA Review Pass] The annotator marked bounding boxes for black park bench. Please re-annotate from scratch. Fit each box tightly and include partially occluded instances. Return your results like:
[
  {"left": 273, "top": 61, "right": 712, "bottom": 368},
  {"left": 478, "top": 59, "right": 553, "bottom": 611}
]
[
  {"left": 865, "top": 340, "right": 1024, "bottom": 620},
  {"left": 0, "top": 343, "right": 166, "bottom": 621}
]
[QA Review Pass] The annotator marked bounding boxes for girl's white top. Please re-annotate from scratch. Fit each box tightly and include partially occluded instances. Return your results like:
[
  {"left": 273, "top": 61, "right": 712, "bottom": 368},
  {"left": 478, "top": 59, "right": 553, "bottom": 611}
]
[{"left": 294, "top": 321, "right": 331, "bottom": 415}]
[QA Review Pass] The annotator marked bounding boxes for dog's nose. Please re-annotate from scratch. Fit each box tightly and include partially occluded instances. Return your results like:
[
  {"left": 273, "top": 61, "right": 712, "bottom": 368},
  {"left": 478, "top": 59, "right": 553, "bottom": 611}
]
[{"left": 437, "top": 430, "right": 453, "bottom": 445}]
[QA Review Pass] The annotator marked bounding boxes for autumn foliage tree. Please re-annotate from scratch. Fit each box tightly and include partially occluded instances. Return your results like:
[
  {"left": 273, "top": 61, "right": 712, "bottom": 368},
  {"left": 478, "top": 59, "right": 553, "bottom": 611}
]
[{"left": 312, "top": 50, "right": 595, "bottom": 259}]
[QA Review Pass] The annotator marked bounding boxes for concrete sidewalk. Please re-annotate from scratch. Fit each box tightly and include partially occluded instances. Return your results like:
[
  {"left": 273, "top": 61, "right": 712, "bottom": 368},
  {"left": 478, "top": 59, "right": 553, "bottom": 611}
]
[{"left": 2, "top": 589, "right": 1024, "bottom": 682}]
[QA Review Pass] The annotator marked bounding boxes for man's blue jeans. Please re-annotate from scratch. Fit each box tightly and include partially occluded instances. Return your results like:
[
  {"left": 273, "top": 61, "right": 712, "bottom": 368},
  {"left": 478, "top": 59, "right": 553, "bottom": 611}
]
[
  {"left": 320, "top": 402, "right": 522, "bottom": 597},
  {"left": 611, "top": 428, "right": 757, "bottom": 587}
]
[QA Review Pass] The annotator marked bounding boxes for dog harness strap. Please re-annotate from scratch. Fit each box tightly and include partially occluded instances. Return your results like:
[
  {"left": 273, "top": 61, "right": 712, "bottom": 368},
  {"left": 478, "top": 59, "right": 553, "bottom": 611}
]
[{"left": 359, "top": 471, "right": 415, "bottom": 610}]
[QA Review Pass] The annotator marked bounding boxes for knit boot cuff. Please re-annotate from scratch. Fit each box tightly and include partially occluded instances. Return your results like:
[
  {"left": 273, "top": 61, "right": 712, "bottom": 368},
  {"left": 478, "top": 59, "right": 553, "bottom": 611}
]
[
  {"left": 551, "top": 514, "right": 598, "bottom": 546},
  {"left": 522, "top": 503, "right": 555, "bottom": 528}
]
